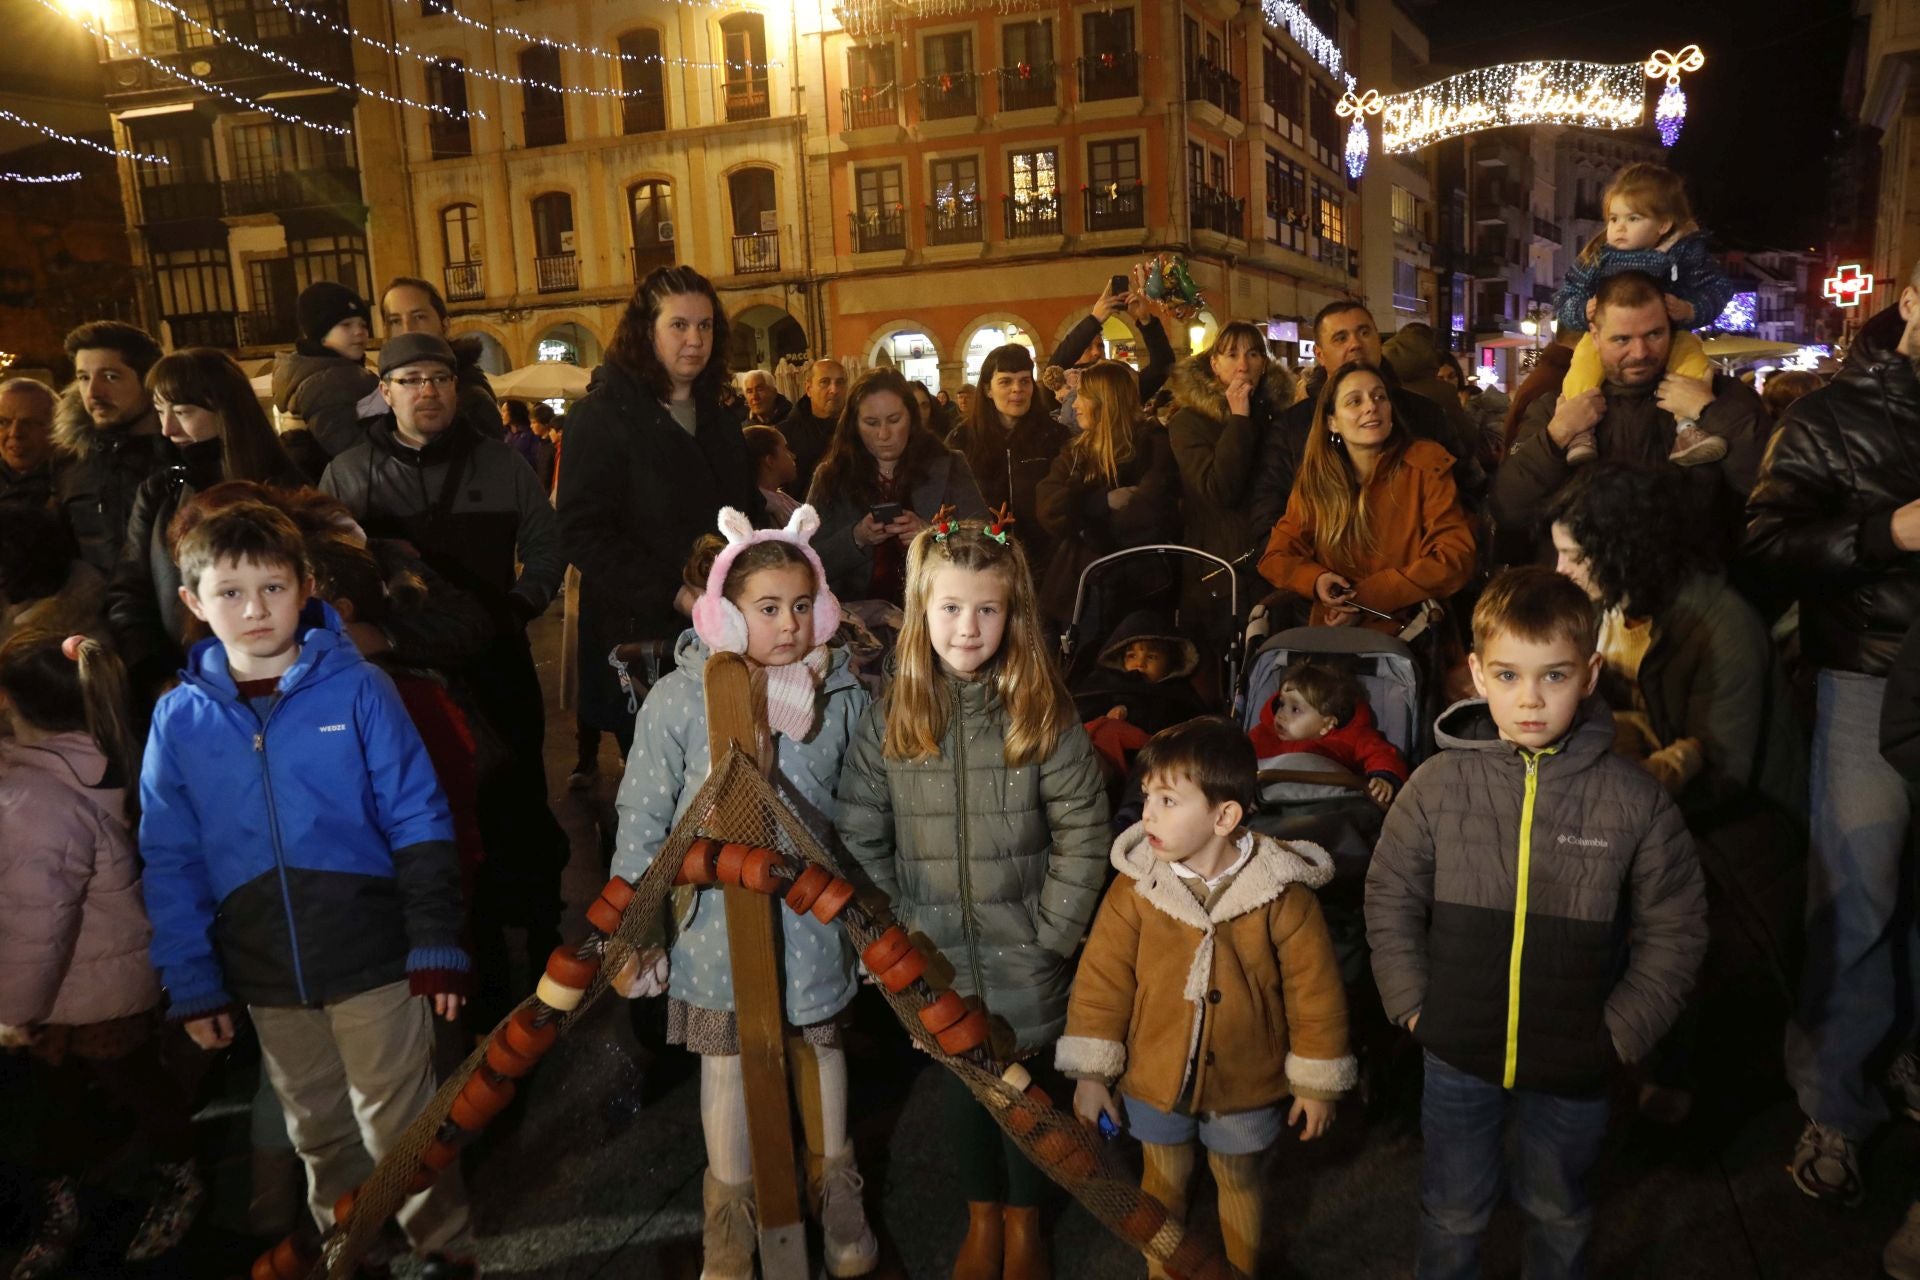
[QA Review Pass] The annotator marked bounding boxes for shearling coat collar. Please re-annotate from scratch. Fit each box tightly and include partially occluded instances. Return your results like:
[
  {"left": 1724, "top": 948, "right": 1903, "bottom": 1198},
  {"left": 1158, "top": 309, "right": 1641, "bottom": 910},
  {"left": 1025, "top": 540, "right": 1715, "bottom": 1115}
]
[{"left": 1109, "top": 821, "right": 1332, "bottom": 929}]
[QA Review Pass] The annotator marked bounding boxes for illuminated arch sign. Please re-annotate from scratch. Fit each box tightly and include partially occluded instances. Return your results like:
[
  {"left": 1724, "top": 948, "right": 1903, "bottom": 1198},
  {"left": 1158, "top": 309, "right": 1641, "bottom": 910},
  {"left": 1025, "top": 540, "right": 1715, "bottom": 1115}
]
[{"left": 1380, "top": 59, "right": 1649, "bottom": 154}]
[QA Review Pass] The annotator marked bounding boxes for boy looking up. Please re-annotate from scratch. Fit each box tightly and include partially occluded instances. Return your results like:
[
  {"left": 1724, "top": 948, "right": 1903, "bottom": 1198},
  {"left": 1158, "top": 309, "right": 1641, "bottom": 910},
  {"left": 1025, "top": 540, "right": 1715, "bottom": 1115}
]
[
  {"left": 138, "top": 500, "right": 476, "bottom": 1273},
  {"left": 1058, "top": 716, "right": 1353, "bottom": 1278},
  {"left": 1366, "top": 566, "right": 1706, "bottom": 1280}
]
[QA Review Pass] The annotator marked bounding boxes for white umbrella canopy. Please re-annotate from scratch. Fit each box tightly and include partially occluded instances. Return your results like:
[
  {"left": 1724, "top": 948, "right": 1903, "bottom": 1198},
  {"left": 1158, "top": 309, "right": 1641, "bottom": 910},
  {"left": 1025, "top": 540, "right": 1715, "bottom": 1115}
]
[
  {"left": 1701, "top": 336, "right": 1805, "bottom": 360},
  {"left": 492, "top": 362, "right": 592, "bottom": 400}
]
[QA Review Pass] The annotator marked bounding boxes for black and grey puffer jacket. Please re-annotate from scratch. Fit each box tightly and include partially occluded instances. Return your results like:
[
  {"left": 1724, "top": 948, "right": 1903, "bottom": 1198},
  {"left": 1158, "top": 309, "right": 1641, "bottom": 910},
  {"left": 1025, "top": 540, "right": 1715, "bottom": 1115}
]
[
  {"left": 1365, "top": 696, "right": 1707, "bottom": 1093},
  {"left": 1746, "top": 303, "right": 1920, "bottom": 677}
]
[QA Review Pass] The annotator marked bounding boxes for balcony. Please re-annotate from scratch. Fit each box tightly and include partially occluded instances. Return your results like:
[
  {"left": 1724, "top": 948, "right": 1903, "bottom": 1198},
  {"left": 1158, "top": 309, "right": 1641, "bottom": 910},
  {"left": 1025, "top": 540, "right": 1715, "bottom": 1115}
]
[
  {"left": 139, "top": 180, "right": 222, "bottom": 223},
  {"left": 523, "top": 107, "right": 566, "bottom": 149},
  {"left": 1005, "top": 193, "right": 1061, "bottom": 239},
  {"left": 1084, "top": 181, "right": 1145, "bottom": 232},
  {"left": 1314, "top": 240, "right": 1353, "bottom": 277},
  {"left": 238, "top": 310, "right": 298, "bottom": 348},
  {"left": 167, "top": 311, "right": 236, "bottom": 348},
  {"left": 1077, "top": 51, "right": 1140, "bottom": 102},
  {"left": 223, "top": 168, "right": 362, "bottom": 216},
  {"left": 622, "top": 95, "right": 667, "bottom": 135},
  {"left": 444, "top": 261, "right": 483, "bottom": 302},
  {"left": 724, "top": 76, "right": 772, "bottom": 122},
  {"left": 427, "top": 116, "right": 470, "bottom": 160},
  {"left": 841, "top": 83, "right": 899, "bottom": 131},
  {"left": 916, "top": 72, "right": 979, "bottom": 122},
  {"left": 732, "top": 232, "right": 780, "bottom": 274},
  {"left": 927, "top": 200, "right": 983, "bottom": 246},
  {"left": 1573, "top": 200, "right": 1602, "bottom": 221},
  {"left": 631, "top": 243, "right": 675, "bottom": 280},
  {"left": 995, "top": 62, "right": 1056, "bottom": 112},
  {"left": 850, "top": 210, "right": 906, "bottom": 254},
  {"left": 1532, "top": 215, "right": 1562, "bottom": 243},
  {"left": 1392, "top": 293, "right": 1429, "bottom": 318},
  {"left": 534, "top": 252, "right": 578, "bottom": 293},
  {"left": 1190, "top": 185, "right": 1244, "bottom": 238},
  {"left": 1185, "top": 58, "right": 1242, "bottom": 119}
]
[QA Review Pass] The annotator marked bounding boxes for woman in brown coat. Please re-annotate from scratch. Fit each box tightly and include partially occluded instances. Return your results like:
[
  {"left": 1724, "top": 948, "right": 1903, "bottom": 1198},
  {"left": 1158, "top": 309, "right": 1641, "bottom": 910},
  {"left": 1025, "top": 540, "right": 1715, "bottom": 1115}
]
[{"left": 1259, "top": 362, "right": 1476, "bottom": 634}]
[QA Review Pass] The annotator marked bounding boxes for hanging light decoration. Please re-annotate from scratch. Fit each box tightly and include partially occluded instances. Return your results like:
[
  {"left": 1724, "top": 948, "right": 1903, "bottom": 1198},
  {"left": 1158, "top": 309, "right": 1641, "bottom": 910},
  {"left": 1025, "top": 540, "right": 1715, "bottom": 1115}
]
[
  {"left": 1644, "top": 45, "right": 1704, "bottom": 149},
  {"left": 1336, "top": 89, "right": 1382, "bottom": 180}
]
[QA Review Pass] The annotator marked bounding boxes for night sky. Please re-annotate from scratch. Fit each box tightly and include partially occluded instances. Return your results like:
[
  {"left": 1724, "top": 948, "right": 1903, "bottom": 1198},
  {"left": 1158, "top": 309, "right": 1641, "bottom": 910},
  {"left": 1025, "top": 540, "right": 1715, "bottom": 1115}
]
[{"left": 1420, "top": 0, "right": 1856, "bottom": 251}]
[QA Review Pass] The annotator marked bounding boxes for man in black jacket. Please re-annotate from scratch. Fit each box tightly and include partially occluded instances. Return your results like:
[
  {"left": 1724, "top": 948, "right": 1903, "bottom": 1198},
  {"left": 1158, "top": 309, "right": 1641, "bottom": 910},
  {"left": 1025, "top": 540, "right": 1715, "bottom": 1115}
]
[
  {"left": 1248, "top": 299, "right": 1485, "bottom": 556},
  {"left": 321, "top": 332, "right": 569, "bottom": 1029},
  {"left": 52, "top": 321, "right": 168, "bottom": 574},
  {"left": 1747, "top": 290, "right": 1920, "bottom": 1210},
  {"left": 0, "top": 377, "right": 58, "bottom": 510},
  {"left": 778, "top": 359, "right": 848, "bottom": 498}
]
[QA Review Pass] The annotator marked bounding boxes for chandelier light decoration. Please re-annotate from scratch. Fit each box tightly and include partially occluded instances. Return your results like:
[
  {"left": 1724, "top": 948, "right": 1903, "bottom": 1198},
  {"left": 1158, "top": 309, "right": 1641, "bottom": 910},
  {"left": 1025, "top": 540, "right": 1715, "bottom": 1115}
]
[
  {"left": 1336, "top": 88, "right": 1382, "bottom": 180},
  {"left": 1645, "top": 44, "right": 1704, "bottom": 148}
]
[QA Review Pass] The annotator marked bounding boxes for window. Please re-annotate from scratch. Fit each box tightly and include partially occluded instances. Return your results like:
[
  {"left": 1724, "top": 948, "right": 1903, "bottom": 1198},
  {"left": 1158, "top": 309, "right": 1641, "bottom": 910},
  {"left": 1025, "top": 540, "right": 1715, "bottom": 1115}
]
[
  {"left": 441, "top": 203, "right": 481, "bottom": 264},
  {"left": 1007, "top": 146, "right": 1060, "bottom": 237},
  {"left": 1264, "top": 43, "right": 1304, "bottom": 143},
  {"left": 1266, "top": 149, "right": 1306, "bottom": 252},
  {"left": 427, "top": 61, "right": 472, "bottom": 158},
  {"left": 1308, "top": 82, "right": 1339, "bottom": 170},
  {"left": 629, "top": 180, "right": 676, "bottom": 275},
  {"left": 845, "top": 44, "right": 898, "bottom": 128},
  {"left": 618, "top": 30, "right": 667, "bottom": 134},
  {"left": 999, "top": 18, "right": 1054, "bottom": 110},
  {"left": 247, "top": 0, "right": 291, "bottom": 40},
  {"left": 728, "top": 168, "right": 780, "bottom": 273},
  {"left": 229, "top": 122, "right": 294, "bottom": 183},
  {"left": 1003, "top": 19, "right": 1052, "bottom": 69},
  {"left": 1080, "top": 7, "right": 1137, "bottom": 100},
  {"left": 521, "top": 47, "right": 566, "bottom": 147},
  {"left": 853, "top": 166, "right": 905, "bottom": 252},
  {"left": 1392, "top": 259, "right": 1422, "bottom": 313},
  {"left": 1086, "top": 138, "right": 1143, "bottom": 231},
  {"left": 137, "top": 132, "right": 213, "bottom": 188},
  {"left": 929, "top": 155, "right": 980, "bottom": 244},
  {"left": 923, "top": 31, "right": 972, "bottom": 74},
  {"left": 154, "top": 246, "right": 233, "bottom": 318},
  {"left": 531, "top": 193, "right": 576, "bottom": 292},
  {"left": 1210, "top": 151, "right": 1227, "bottom": 192},
  {"left": 1391, "top": 184, "right": 1417, "bottom": 236},
  {"left": 1312, "top": 179, "right": 1347, "bottom": 270},
  {"left": 919, "top": 32, "right": 976, "bottom": 119},
  {"left": 290, "top": 234, "right": 367, "bottom": 296},
  {"left": 1083, "top": 7, "right": 1134, "bottom": 56},
  {"left": 141, "top": 0, "right": 179, "bottom": 55},
  {"left": 101, "top": 0, "right": 138, "bottom": 52},
  {"left": 178, "top": 0, "right": 213, "bottom": 49},
  {"left": 849, "top": 43, "right": 895, "bottom": 87},
  {"left": 1187, "top": 143, "right": 1206, "bottom": 193},
  {"left": 722, "top": 13, "right": 770, "bottom": 121}
]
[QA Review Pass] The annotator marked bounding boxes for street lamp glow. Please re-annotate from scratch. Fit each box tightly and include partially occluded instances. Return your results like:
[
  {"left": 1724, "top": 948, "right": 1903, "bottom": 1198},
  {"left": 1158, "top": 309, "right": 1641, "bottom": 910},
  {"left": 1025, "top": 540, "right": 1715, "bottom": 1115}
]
[
  {"left": 1521, "top": 318, "right": 1538, "bottom": 336},
  {"left": 59, "top": 0, "right": 108, "bottom": 19}
]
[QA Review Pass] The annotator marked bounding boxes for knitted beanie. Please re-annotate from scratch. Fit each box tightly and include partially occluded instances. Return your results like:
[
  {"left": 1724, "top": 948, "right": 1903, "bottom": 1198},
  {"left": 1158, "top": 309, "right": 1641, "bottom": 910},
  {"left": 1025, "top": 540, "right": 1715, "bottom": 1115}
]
[{"left": 297, "top": 281, "right": 371, "bottom": 346}]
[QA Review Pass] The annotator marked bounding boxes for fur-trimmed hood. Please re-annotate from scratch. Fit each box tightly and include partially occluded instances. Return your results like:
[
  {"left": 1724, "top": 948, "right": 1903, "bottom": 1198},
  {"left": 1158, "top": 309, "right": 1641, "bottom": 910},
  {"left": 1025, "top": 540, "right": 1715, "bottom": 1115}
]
[
  {"left": 1165, "top": 355, "right": 1298, "bottom": 427},
  {"left": 51, "top": 386, "right": 161, "bottom": 460}
]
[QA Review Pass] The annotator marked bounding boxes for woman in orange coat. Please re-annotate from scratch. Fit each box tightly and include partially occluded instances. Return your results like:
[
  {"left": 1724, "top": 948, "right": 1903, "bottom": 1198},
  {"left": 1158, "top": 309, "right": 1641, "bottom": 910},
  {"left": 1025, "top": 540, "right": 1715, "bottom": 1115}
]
[{"left": 1259, "top": 361, "right": 1476, "bottom": 632}]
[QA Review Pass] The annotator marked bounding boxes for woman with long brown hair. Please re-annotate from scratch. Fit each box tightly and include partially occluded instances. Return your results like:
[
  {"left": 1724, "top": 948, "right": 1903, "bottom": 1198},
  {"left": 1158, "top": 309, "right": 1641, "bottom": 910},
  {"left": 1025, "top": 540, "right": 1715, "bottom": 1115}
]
[
  {"left": 106, "top": 348, "right": 304, "bottom": 709},
  {"left": 808, "top": 368, "right": 987, "bottom": 605},
  {"left": 1034, "top": 359, "right": 1179, "bottom": 628},
  {"left": 949, "top": 343, "right": 1069, "bottom": 561},
  {"left": 1259, "top": 362, "right": 1475, "bottom": 632}
]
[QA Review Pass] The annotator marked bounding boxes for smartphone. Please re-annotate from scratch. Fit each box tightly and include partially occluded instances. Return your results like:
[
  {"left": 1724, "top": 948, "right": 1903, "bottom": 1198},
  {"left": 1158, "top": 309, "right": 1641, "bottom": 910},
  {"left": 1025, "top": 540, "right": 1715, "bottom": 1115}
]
[
  {"left": 1108, "top": 274, "right": 1129, "bottom": 297},
  {"left": 869, "top": 501, "right": 904, "bottom": 524}
]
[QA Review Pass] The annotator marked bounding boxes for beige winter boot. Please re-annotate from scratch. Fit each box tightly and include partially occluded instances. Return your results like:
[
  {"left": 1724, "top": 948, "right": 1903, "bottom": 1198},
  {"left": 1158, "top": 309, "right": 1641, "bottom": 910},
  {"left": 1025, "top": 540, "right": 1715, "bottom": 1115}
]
[
  {"left": 700, "top": 1169, "right": 757, "bottom": 1280},
  {"left": 812, "top": 1149, "right": 880, "bottom": 1277}
]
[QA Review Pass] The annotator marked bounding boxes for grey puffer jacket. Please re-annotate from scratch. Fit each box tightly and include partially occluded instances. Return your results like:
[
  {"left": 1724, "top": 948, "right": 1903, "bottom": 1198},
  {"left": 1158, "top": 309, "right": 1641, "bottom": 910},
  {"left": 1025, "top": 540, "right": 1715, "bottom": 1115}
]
[
  {"left": 1365, "top": 696, "right": 1707, "bottom": 1093},
  {"left": 835, "top": 673, "right": 1110, "bottom": 1051}
]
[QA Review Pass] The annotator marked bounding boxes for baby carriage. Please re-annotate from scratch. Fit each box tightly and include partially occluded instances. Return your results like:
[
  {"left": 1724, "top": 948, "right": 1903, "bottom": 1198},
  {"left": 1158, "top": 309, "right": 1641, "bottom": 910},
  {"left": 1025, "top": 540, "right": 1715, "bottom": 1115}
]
[{"left": 1057, "top": 544, "right": 1245, "bottom": 704}]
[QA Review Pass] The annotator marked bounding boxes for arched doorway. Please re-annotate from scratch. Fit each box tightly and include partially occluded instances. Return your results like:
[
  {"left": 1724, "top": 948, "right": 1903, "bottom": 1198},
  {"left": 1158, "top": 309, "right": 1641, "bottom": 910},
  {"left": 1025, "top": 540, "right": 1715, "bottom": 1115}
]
[
  {"left": 453, "top": 329, "right": 510, "bottom": 375},
  {"left": 730, "top": 303, "right": 807, "bottom": 370},
  {"left": 533, "top": 321, "right": 601, "bottom": 367},
  {"left": 868, "top": 327, "right": 942, "bottom": 392},
  {"left": 960, "top": 318, "right": 1036, "bottom": 386}
]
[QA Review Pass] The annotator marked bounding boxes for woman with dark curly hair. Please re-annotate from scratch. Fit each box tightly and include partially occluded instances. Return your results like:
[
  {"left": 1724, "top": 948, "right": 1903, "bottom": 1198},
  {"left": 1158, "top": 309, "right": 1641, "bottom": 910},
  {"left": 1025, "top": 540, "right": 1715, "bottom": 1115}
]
[
  {"left": 1547, "top": 461, "right": 1806, "bottom": 1118},
  {"left": 807, "top": 369, "right": 986, "bottom": 606},
  {"left": 556, "top": 266, "right": 762, "bottom": 751}
]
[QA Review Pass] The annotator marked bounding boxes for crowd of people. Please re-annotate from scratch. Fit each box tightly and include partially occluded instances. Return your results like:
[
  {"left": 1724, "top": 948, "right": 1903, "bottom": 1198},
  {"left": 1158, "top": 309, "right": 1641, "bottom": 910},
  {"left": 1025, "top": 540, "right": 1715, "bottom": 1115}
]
[{"left": 0, "top": 156, "right": 1908, "bottom": 1280}]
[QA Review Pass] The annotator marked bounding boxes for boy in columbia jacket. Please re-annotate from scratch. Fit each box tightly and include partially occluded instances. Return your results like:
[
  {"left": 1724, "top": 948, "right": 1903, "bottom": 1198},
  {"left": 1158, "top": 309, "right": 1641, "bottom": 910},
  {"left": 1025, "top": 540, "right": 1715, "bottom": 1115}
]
[
  {"left": 1058, "top": 718, "right": 1354, "bottom": 1279},
  {"left": 1365, "top": 567, "right": 1705, "bottom": 1280},
  {"left": 139, "top": 501, "right": 476, "bottom": 1271}
]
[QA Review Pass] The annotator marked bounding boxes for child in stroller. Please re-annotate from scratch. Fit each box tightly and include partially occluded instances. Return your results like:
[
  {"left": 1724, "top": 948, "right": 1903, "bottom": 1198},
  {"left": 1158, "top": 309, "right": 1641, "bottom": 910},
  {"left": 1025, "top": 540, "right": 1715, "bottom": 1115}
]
[
  {"left": 1250, "top": 659, "right": 1410, "bottom": 810},
  {"left": 1075, "top": 610, "right": 1212, "bottom": 785}
]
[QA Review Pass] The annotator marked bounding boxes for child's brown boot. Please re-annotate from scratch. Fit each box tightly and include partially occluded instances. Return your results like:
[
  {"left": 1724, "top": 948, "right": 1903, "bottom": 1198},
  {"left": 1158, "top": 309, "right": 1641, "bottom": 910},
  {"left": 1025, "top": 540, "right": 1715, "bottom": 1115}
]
[
  {"left": 1001, "top": 1204, "right": 1050, "bottom": 1280},
  {"left": 950, "top": 1201, "right": 1003, "bottom": 1280}
]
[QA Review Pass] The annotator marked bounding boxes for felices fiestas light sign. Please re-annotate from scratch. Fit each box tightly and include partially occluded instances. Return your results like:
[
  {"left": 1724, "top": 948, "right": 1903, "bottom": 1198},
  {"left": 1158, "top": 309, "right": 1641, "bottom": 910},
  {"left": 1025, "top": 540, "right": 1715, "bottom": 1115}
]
[{"left": 1380, "top": 60, "right": 1647, "bottom": 154}]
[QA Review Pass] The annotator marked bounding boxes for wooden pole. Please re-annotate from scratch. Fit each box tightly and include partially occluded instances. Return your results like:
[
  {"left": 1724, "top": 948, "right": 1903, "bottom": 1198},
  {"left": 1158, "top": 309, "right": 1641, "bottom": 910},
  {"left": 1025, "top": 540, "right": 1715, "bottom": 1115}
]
[{"left": 704, "top": 652, "right": 808, "bottom": 1278}]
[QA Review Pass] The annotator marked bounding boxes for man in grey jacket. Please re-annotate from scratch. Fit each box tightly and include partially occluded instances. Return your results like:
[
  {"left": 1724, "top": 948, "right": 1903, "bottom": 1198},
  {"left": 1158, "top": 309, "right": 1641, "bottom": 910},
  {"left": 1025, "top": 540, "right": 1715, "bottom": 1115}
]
[{"left": 320, "top": 332, "right": 568, "bottom": 1027}]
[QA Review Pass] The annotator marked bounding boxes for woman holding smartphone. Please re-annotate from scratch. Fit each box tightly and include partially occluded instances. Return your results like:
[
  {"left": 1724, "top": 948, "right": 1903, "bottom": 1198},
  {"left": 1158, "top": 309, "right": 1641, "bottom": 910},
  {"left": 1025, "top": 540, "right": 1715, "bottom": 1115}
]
[{"left": 808, "top": 369, "right": 988, "bottom": 606}]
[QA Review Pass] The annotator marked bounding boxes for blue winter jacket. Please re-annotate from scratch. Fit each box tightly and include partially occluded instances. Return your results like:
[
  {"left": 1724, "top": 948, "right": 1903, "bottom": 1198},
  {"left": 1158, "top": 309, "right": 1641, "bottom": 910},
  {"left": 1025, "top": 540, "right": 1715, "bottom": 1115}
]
[
  {"left": 139, "top": 601, "right": 466, "bottom": 1015},
  {"left": 1553, "top": 231, "right": 1734, "bottom": 335}
]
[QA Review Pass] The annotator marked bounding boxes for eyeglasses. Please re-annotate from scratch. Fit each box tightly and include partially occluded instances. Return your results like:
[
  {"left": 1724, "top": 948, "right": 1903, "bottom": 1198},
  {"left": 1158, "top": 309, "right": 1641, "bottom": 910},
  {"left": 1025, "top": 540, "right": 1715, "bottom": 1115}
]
[{"left": 386, "top": 373, "right": 455, "bottom": 391}]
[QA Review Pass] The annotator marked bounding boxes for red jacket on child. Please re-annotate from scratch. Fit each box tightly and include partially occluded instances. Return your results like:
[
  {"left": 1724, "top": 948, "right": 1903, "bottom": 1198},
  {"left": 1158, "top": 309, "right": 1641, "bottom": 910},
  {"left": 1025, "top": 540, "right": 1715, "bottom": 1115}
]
[{"left": 1251, "top": 696, "right": 1409, "bottom": 783}]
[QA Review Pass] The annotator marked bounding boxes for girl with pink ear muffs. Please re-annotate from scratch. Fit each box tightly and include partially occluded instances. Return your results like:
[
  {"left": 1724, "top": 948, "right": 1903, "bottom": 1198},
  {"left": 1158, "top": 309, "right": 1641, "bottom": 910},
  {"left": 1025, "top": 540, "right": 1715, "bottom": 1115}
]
[{"left": 610, "top": 504, "right": 879, "bottom": 1279}]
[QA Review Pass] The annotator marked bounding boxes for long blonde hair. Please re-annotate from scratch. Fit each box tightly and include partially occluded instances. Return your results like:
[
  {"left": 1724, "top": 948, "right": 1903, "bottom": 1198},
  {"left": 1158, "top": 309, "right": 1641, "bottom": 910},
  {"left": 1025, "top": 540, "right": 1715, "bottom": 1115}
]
[
  {"left": 883, "top": 522, "right": 1073, "bottom": 766},
  {"left": 1293, "top": 363, "right": 1409, "bottom": 568},
  {"left": 1066, "top": 360, "right": 1140, "bottom": 486},
  {"left": 1579, "top": 162, "right": 1694, "bottom": 265}
]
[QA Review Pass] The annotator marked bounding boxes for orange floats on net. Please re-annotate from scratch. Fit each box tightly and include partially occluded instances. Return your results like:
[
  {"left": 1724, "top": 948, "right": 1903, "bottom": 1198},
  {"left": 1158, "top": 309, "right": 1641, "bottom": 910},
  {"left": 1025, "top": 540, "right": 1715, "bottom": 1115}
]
[
  {"left": 502, "top": 1005, "right": 560, "bottom": 1060},
  {"left": 676, "top": 839, "right": 722, "bottom": 886},
  {"left": 449, "top": 1069, "right": 517, "bottom": 1133},
  {"left": 735, "top": 846, "right": 786, "bottom": 894},
  {"left": 1117, "top": 1194, "right": 1169, "bottom": 1247},
  {"left": 535, "top": 946, "right": 599, "bottom": 1012},
  {"left": 585, "top": 876, "right": 637, "bottom": 935},
  {"left": 809, "top": 875, "right": 857, "bottom": 924},
  {"left": 934, "top": 1009, "right": 990, "bottom": 1055},
  {"left": 877, "top": 946, "right": 928, "bottom": 992},
  {"left": 917, "top": 989, "right": 969, "bottom": 1036},
  {"left": 250, "top": 1235, "right": 314, "bottom": 1280},
  {"left": 861, "top": 926, "right": 914, "bottom": 975},
  {"left": 784, "top": 864, "right": 834, "bottom": 914},
  {"left": 485, "top": 1033, "right": 543, "bottom": 1079},
  {"left": 1032, "top": 1126, "right": 1099, "bottom": 1180},
  {"left": 333, "top": 1188, "right": 357, "bottom": 1228}
]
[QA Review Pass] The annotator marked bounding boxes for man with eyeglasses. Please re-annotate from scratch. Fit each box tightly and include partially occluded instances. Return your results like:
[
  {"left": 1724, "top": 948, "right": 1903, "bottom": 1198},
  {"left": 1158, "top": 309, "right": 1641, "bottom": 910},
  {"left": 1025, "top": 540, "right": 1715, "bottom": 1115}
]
[
  {"left": 380, "top": 275, "right": 503, "bottom": 441},
  {"left": 52, "top": 321, "right": 168, "bottom": 574},
  {"left": 320, "top": 333, "right": 570, "bottom": 1027},
  {"left": 0, "top": 377, "right": 58, "bottom": 511}
]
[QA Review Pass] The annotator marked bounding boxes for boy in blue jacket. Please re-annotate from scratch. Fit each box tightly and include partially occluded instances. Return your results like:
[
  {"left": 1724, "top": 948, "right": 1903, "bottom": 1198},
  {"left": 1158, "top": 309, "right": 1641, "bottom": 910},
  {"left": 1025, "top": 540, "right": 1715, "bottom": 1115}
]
[{"left": 139, "top": 500, "right": 476, "bottom": 1274}]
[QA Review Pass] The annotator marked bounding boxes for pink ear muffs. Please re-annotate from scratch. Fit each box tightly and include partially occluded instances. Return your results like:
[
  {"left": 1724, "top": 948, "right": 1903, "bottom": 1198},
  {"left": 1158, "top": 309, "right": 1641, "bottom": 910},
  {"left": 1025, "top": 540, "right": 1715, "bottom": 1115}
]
[{"left": 691, "top": 504, "right": 843, "bottom": 654}]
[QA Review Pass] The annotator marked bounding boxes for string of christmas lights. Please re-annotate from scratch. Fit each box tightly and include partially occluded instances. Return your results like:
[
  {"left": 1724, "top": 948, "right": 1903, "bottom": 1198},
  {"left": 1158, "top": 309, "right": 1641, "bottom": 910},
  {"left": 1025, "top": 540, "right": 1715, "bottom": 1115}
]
[
  {"left": 141, "top": 0, "right": 484, "bottom": 119},
  {"left": 1379, "top": 59, "right": 1647, "bottom": 154},
  {"left": 45, "top": 0, "right": 352, "bottom": 135},
  {"left": 0, "top": 106, "right": 169, "bottom": 164},
  {"left": 1261, "top": 0, "right": 1344, "bottom": 82},
  {"left": 404, "top": 0, "right": 784, "bottom": 71},
  {"left": 0, "top": 170, "right": 83, "bottom": 183}
]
